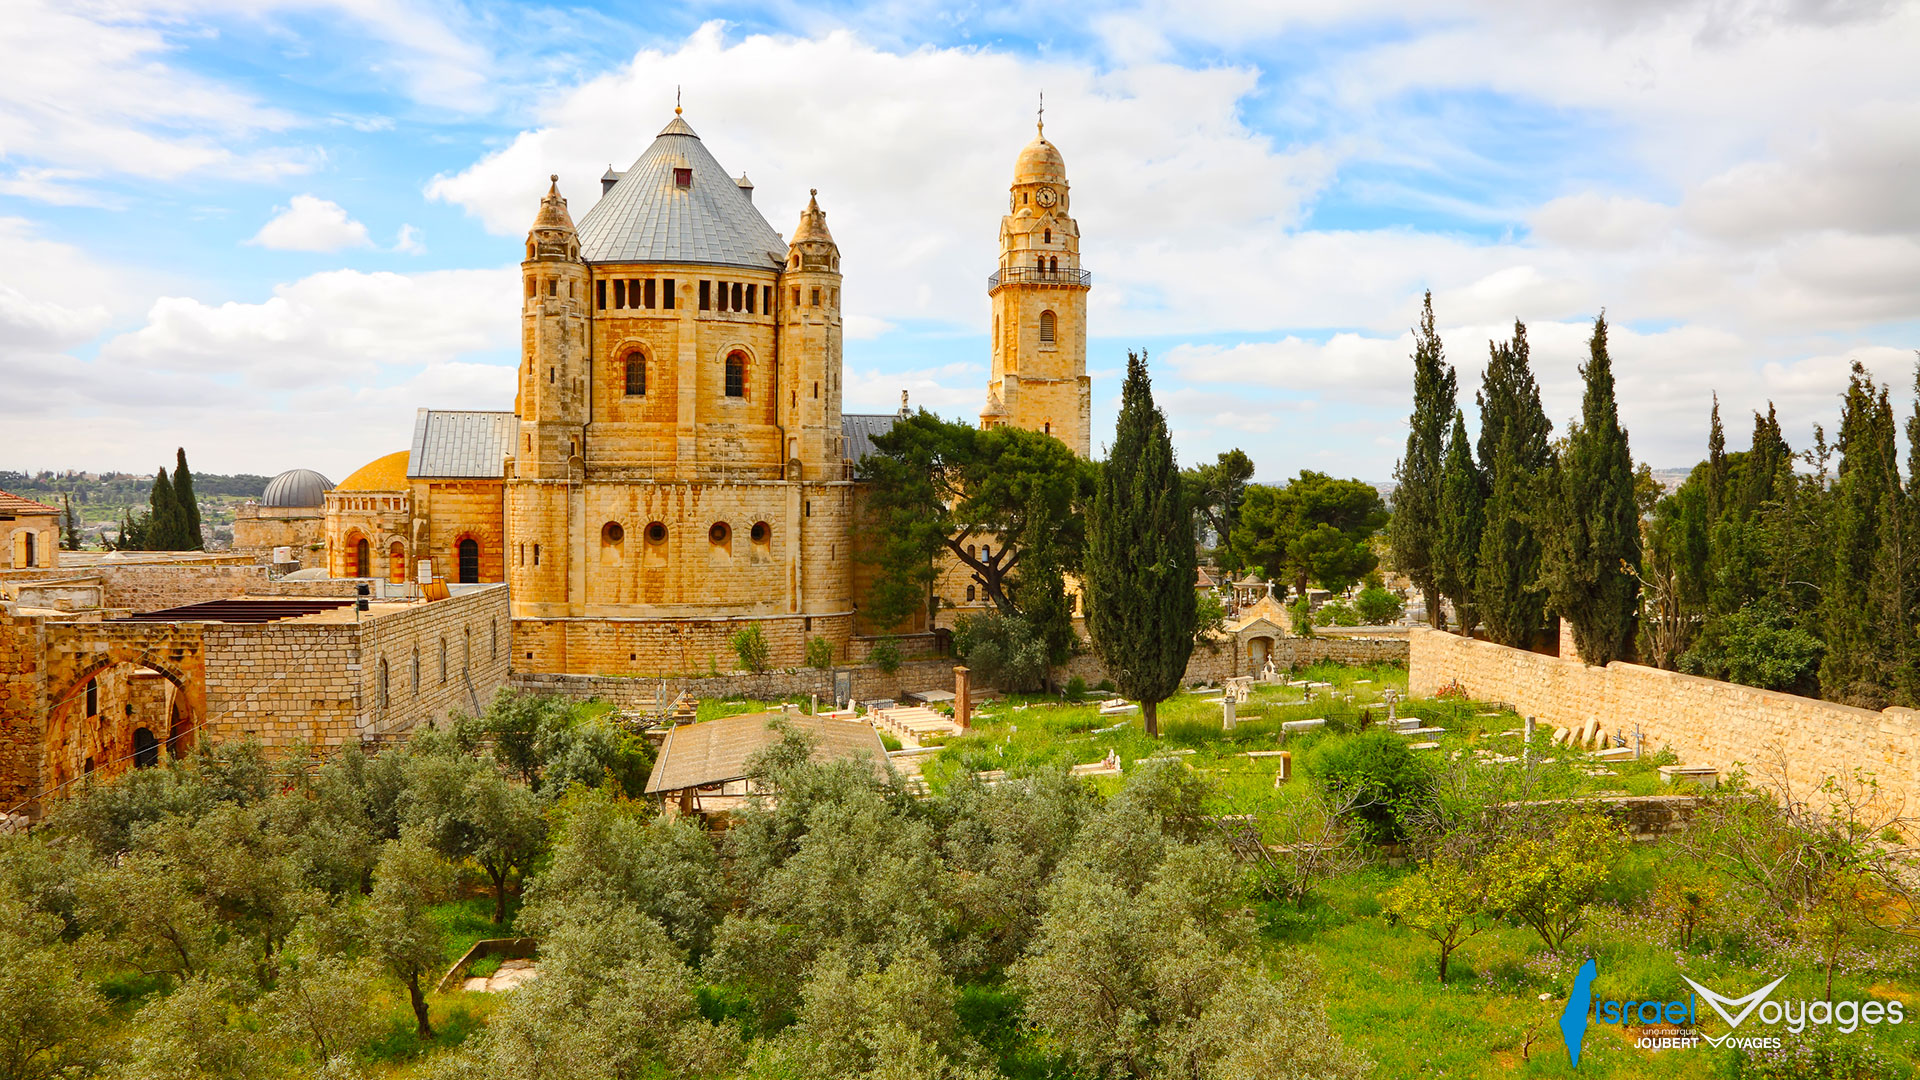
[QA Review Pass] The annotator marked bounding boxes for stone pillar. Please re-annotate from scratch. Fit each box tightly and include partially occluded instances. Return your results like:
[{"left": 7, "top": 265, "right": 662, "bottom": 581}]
[
  {"left": 1221, "top": 696, "right": 1236, "bottom": 731},
  {"left": 954, "top": 666, "right": 971, "bottom": 731}
]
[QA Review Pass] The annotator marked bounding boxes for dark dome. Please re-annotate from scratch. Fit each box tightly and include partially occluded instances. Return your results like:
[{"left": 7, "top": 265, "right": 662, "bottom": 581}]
[{"left": 261, "top": 468, "right": 334, "bottom": 508}]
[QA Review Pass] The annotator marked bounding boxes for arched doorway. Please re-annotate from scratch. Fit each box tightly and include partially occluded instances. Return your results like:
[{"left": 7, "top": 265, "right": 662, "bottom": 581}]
[
  {"left": 1248, "top": 636, "right": 1274, "bottom": 672},
  {"left": 348, "top": 535, "right": 370, "bottom": 578},
  {"left": 389, "top": 541, "right": 407, "bottom": 584},
  {"left": 457, "top": 538, "right": 479, "bottom": 584},
  {"left": 133, "top": 728, "right": 160, "bottom": 769}
]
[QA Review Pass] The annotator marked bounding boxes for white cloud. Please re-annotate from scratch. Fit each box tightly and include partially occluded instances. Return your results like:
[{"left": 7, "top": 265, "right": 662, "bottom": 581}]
[
  {"left": 248, "top": 195, "right": 373, "bottom": 252},
  {"left": 393, "top": 224, "right": 426, "bottom": 254}
]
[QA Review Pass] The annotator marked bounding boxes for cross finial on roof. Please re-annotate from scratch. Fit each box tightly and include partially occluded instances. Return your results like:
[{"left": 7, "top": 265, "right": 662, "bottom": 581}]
[{"left": 1038, "top": 90, "right": 1044, "bottom": 137}]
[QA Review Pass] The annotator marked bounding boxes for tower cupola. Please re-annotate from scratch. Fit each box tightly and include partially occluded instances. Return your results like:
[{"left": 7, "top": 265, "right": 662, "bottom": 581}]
[{"left": 526, "top": 175, "right": 578, "bottom": 261}]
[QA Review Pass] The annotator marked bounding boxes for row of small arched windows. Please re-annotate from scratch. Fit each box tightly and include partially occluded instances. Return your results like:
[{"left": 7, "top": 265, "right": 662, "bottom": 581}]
[
  {"left": 621, "top": 350, "right": 753, "bottom": 399},
  {"left": 601, "top": 520, "right": 772, "bottom": 549},
  {"left": 374, "top": 621, "right": 498, "bottom": 717}
]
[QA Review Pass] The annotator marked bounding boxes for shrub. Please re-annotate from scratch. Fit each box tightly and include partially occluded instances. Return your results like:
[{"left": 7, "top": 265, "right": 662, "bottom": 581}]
[
  {"left": 1289, "top": 597, "right": 1315, "bottom": 637},
  {"left": 729, "top": 624, "right": 771, "bottom": 673},
  {"left": 1483, "top": 812, "right": 1628, "bottom": 950},
  {"left": 1354, "top": 586, "right": 1405, "bottom": 624},
  {"left": 951, "top": 611, "right": 1049, "bottom": 691},
  {"left": 869, "top": 636, "right": 902, "bottom": 674},
  {"left": 804, "top": 635, "right": 835, "bottom": 670},
  {"left": 1304, "top": 730, "right": 1434, "bottom": 846},
  {"left": 1064, "top": 675, "right": 1088, "bottom": 700},
  {"left": 1095, "top": 679, "right": 1115, "bottom": 693},
  {"left": 1313, "top": 600, "right": 1361, "bottom": 627}
]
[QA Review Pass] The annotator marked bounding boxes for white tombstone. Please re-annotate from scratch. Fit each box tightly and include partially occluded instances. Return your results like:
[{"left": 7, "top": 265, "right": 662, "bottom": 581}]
[{"left": 1221, "top": 697, "right": 1237, "bottom": 731}]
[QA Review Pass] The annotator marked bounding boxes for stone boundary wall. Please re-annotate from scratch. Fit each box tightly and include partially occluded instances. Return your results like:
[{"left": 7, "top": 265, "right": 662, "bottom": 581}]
[
  {"left": 1408, "top": 627, "right": 1920, "bottom": 812},
  {"left": 511, "top": 636, "right": 1408, "bottom": 711},
  {"left": 0, "top": 565, "right": 357, "bottom": 612}
]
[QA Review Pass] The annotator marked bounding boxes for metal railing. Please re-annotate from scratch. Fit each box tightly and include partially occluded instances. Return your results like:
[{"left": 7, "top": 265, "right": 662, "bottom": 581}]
[{"left": 988, "top": 266, "right": 1093, "bottom": 289}]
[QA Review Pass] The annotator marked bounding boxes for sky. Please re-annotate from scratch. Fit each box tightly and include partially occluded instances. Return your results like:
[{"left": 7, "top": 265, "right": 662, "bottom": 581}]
[{"left": 3, "top": 0, "right": 1918, "bottom": 485}]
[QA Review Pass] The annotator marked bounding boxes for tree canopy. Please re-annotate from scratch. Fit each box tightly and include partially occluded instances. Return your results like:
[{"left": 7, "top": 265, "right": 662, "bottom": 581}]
[{"left": 1232, "top": 471, "right": 1388, "bottom": 596}]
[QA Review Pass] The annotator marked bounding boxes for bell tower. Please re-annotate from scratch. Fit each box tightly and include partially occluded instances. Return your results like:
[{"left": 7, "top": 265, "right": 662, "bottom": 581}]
[
  {"left": 981, "top": 111, "right": 1091, "bottom": 458},
  {"left": 779, "top": 190, "right": 844, "bottom": 477},
  {"left": 510, "top": 175, "right": 589, "bottom": 618}
]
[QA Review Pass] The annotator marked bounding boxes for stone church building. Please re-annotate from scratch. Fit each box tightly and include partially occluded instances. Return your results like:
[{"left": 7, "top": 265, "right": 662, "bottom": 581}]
[{"left": 323, "top": 109, "right": 1090, "bottom": 673}]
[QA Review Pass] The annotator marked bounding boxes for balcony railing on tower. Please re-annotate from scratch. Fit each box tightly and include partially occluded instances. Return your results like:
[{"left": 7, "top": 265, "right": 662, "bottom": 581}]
[{"left": 988, "top": 266, "right": 1093, "bottom": 289}]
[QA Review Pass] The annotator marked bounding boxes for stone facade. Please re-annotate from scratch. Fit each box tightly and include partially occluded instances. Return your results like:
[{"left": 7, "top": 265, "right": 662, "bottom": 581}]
[
  {"left": 232, "top": 504, "right": 327, "bottom": 568},
  {"left": 980, "top": 121, "right": 1092, "bottom": 459},
  {"left": 0, "top": 584, "right": 510, "bottom": 818},
  {"left": 1, "top": 491, "right": 60, "bottom": 571},
  {"left": 1408, "top": 627, "right": 1920, "bottom": 811},
  {"left": 0, "top": 564, "right": 355, "bottom": 613}
]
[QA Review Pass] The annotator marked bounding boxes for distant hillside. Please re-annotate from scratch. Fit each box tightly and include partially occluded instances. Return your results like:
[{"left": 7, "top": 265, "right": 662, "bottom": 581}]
[{"left": 0, "top": 470, "right": 272, "bottom": 546}]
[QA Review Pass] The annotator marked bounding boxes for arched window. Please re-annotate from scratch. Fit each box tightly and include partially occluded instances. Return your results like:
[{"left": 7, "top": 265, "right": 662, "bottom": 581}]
[
  {"left": 133, "top": 728, "right": 159, "bottom": 769},
  {"left": 624, "top": 353, "right": 646, "bottom": 395},
  {"left": 354, "top": 537, "right": 370, "bottom": 578},
  {"left": 1049, "top": 257, "right": 1058, "bottom": 273},
  {"left": 967, "top": 584, "right": 976, "bottom": 601},
  {"left": 439, "top": 638, "right": 448, "bottom": 684},
  {"left": 463, "top": 629, "right": 471, "bottom": 673},
  {"left": 458, "top": 538, "right": 479, "bottom": 584},
  {"left": 1039, "top": 310, "right": 1056, "bottom": 344},
  {"left": 377, "top": 659, "right": 389, "bottom": 714},
  {"left": 410, "top": 649, "right": 420, "bottom": 693},
  {"left": 725, "top": 351, "right": 747, "bottom": 398},
  {"left": 85, "top": 678, "right": 97, "bottom": 716},
  {"left": 1044, "top": 228, "right": 1051, "bottom": 244},
  {"left": 1035, "top": 255, "right": 1044, "bottom": 269},
  {"left": 389, "top": 541, "right": 406, "bottom": 584}
]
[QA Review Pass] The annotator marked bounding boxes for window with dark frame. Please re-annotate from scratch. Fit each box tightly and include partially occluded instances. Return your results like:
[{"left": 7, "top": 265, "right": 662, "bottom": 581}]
[{"left": 725, "top": 351, "right": 747, "bottom": 397}]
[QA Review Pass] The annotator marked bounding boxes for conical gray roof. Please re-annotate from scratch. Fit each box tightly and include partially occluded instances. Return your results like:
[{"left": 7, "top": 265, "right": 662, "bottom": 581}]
[{"left": 576, "top": 114, "right": 787, "bottom": 270}]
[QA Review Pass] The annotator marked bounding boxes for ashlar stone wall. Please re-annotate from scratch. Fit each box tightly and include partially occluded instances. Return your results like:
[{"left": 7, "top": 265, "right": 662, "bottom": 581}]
[{"left": 1408, "top": 627, "right": 1920, "bottom": 811}]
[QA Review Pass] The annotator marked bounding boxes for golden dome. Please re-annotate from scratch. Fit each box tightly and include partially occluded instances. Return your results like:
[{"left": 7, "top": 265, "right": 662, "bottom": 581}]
[
  {"left": 1014, "top": 127, "right": 1066, "bottom": 186},
  {"left": 335, "top": 451, "right": 410, "bottom": 492}
]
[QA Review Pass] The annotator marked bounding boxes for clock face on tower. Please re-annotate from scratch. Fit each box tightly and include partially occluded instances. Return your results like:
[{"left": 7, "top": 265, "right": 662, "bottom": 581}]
[{"left": 1036, "top": 186, "right": 1057, "bottom": 207}]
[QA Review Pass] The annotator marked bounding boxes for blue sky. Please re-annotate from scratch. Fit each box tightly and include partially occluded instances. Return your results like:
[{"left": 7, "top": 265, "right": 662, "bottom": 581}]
[{"left": 5, "top": 0, "right": 1918, "bottom": 486}]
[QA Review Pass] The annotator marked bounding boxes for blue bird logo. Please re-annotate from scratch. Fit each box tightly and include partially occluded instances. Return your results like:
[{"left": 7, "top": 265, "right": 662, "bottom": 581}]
[{"left": 1561, "top": 958, "right": 1598, "bottom": 1067}]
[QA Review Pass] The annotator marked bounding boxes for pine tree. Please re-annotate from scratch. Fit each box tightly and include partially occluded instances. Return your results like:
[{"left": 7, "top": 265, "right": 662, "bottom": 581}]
[
  {"left": 1472, "top": 321, "right": 1553, "bottom": 647},
  {"left": 1389, "top": 291, "right": 1456, "bottom": 628},
  {"left": 1543, "top": 314, "right": 1642, "bottom": 666},
  {"left": 1084, "top": 350, "right": 1197, "bottom": 738},
  {"left": 147, "top": 468, "right": 182, "bottom": 551},
  {"left": 172, "top": 448, "right": 203, "bottom": 551},
  {"left": 1014, "top": 487, "right": 1078, "bottom": 671},
  {"left": 1434, "top": 410, "right": 1483, "bottom": 634},
  {"left": 1821, "top": 362, "right": 1896, "bottom": 702}
]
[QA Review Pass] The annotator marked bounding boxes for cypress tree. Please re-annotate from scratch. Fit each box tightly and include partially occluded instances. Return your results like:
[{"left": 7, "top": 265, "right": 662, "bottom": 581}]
[
  {"left": 1389, "top": 291, "right": 1455, "bottom": 628},
  {"left": 61, "top": 494, "right": 82, "bottom": 550},
  {"left": 1821, "top": 362, "right": 1895, "bottom": 701},
  {"left": 172, "top": 447, "right": 203, "bottom": 551},
  {"left": 1473, "top": 321, "right": 1553, "bottom": 647},
  {"left": 147, "top": 468, "right": 182, "bottom": 551},
  {"left": 1084, "top": 350, "right": 1197, "bottom": 738},
  {"left": 1706, "top": 394, "right": 1727, "bottom": 521},
  {"left": 1015, "top": 487, "right": 1077, "bottom": 671},
  {"left": 1433, "top": 409, "right": 1483, "bottom": 634},
  {"left": 1543, "top": 313, "right": 1641, "bottom": 666}
]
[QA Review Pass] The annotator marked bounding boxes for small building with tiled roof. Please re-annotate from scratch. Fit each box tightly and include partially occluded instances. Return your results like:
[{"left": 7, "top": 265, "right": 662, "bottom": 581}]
[
  {"left": 1, "top": 489, "right": 61, "bottom": 570},
  {"left": 646, "top": 710, "right": 889, "bottom": 819},
  {"left": 323, "top": 410, "right": 515, "bottom": 586}
]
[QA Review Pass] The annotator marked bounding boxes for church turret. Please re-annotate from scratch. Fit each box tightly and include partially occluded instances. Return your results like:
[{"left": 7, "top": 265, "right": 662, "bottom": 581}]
[
  {"left": 512, "top": 175, "right": 590, "bottom": 619},
  {"left": 779, "top": 189, "right": 844, "bottom": 478},
  {"left": 983, "top": 113, "right": 1091, "bottom": 457}
]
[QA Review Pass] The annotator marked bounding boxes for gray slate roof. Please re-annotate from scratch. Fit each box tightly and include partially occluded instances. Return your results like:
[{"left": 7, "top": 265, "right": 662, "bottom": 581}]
[
  {"left": 408, "top": 410, "right": 516, "bottom": 479},
  {"left": 576, "top": 115, "right": 787, "bottom": 270},
  {"left": 842, "top": 413, "right": 905, "bottom": 464}
]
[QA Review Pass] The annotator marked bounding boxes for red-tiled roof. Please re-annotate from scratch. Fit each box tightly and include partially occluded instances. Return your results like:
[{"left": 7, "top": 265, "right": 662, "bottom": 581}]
[{"left": 0, "top": 489, "right": 59, "bottom": 515}]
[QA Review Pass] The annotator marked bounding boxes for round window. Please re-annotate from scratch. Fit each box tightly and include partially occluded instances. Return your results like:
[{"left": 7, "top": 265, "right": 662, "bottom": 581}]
[
  {"left": 602, "top": 521, "right": 624, "bottom": 544},
  {"left": 709, "top": 522, "right": 731, "bottom": 545},
  {"left": 750, "top": 521, "right": 770, "bottom": 544},
  {"left": 645, "top": 522, "right": 668, "bottom": 544}
]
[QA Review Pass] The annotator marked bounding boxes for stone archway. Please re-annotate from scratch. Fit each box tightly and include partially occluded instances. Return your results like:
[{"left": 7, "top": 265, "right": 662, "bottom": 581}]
[{"left": 32, "top": 623, "right": 207, "bottom": 807}]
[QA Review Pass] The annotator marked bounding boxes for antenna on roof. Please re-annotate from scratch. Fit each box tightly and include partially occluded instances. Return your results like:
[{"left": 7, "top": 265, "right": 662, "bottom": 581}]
[{"left": 1037, "top": 90, "right": 1044, "bottom": 137}]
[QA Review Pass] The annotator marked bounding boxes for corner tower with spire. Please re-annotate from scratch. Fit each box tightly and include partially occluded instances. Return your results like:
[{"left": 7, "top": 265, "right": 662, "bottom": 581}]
[{"left": 981, "top": 110, "right": 1092, "bottom": 458}]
